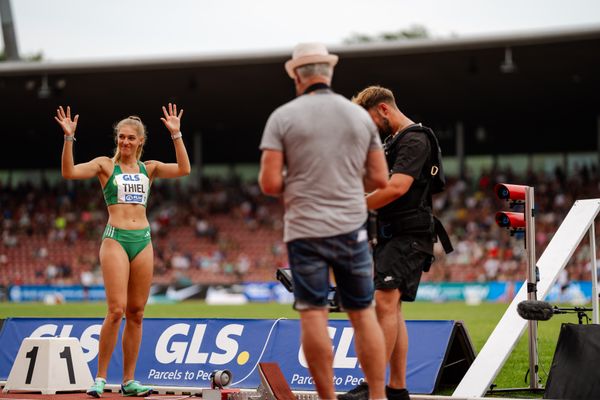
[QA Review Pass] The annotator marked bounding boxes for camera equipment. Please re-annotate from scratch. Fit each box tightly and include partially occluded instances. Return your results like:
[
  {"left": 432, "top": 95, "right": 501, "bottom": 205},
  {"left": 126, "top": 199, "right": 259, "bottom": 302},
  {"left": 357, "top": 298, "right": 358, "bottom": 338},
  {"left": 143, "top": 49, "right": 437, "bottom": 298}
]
[
  {"left": 517, "top": 300, "right": 592, "bottom": 324},
  {"left": 494, "top": 183, "right": 529, "bottom": 235},
  {"left": 275, "top": 268, "right": 293, "bottom": 293},
  {"left": 495, "top": 183, "right": 526, "bottom": 203},
  {"left": 276, "top": 267, "right": 341, "bottom": 312},
  {"left": 495, "top": 211, "right": 525, "bottom": 231}
]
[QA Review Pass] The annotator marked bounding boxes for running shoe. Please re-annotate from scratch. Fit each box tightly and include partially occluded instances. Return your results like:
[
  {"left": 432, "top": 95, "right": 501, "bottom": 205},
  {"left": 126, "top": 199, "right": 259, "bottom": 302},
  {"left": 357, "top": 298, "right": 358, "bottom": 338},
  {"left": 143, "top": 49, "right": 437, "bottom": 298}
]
[
  {"left": 121, "top": 380, "right": 153, "bottom": 397},
  {"left": 87, "top": 377, "right": 106, "bottom": 398}
]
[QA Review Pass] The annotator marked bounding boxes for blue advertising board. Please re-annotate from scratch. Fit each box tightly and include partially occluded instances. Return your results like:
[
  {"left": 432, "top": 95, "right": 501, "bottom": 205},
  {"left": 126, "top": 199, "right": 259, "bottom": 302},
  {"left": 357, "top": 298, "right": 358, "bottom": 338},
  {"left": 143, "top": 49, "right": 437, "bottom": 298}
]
[
  {"left": 415, "top": 281, "right": 592, "bottom": 303},
  {"left": 0, "top": 318, "right": 463, "bottom": 394},
  {"left": 8, "top": 285, "right": 106, "bottom": 302},
  {"left": 8, "top": 281, "right": 593, "bottom": 304}
]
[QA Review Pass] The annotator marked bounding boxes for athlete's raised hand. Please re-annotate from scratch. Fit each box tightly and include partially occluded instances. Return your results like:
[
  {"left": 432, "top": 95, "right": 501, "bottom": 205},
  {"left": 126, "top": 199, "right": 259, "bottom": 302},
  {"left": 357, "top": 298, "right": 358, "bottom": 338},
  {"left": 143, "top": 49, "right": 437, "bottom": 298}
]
[
  {"left": 160, "top": 103, "right": 184, "bottom": 134},
  {"left": 54, "top": 106, "right": 79, "bottom": 137}
]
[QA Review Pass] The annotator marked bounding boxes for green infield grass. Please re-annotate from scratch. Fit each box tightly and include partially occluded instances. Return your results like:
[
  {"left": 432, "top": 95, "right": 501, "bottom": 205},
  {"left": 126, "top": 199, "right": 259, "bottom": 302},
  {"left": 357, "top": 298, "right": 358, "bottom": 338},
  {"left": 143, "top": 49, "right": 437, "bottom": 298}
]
[{"left": 0, "top": 300, "right": 587, "bottom": 397}]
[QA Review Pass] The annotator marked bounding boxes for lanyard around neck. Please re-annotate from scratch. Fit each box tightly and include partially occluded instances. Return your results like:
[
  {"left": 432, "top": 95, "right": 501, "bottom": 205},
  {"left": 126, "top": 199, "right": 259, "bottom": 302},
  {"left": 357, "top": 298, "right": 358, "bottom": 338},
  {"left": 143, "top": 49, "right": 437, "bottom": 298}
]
[{"left": 303, "top": 82, "right": 331, "bottom": 95}]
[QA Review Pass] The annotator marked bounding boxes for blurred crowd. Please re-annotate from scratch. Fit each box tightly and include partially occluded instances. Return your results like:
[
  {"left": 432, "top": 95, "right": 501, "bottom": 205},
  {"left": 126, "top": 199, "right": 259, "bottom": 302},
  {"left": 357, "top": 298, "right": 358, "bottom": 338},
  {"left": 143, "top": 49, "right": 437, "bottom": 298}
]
[
  {"left": 0, "top": 176, "right": 285, "bottom": 288},
  {"left": 1, "top": 163, "right": 599, "bottom": 288},
  {"left": 426, "top": 164, "right": 600, "bottom": 283}
]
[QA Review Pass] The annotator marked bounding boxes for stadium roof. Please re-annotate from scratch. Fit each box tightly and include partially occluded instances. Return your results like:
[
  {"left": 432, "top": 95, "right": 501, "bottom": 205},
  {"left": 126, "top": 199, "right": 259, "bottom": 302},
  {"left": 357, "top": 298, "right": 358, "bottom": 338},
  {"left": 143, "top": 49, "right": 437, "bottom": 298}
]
[
  {"left": 2, "top": 25, "right": 599, "bottom": 169},
  {"left": 1, "top": 25, "right": 599, "bottom": 75}
]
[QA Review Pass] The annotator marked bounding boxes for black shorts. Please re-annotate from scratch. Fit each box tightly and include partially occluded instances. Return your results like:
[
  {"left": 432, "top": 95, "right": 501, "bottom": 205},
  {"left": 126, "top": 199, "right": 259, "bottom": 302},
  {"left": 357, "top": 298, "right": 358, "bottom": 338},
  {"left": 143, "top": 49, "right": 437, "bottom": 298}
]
[{"left": 373, "top": 235, "right": 434, "bottom": 301}]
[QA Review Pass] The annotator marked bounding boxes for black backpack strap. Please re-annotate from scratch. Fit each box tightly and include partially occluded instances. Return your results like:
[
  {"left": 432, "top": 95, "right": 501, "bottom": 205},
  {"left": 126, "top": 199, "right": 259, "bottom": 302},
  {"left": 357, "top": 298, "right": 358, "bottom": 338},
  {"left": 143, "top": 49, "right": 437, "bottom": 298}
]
[
  {"left": 383, "top": 123, "right": 426, "bottom": 153},
  {"left": 434, "top": 216, "right": 454, "bottom": 254},
  {"left": 402, "top": 125, "right": 453, "bottom": 254}
]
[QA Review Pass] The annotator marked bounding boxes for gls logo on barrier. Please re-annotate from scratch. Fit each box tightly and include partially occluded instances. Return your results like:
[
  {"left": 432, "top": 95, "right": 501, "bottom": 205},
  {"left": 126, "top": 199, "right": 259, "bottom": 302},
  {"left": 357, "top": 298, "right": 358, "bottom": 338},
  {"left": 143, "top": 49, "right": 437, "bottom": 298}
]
[
  {"left": 298, "top": 326, "right": 358, "bottom": 369},
  {"left": 155, "top": 323, "right": 244, "bottom": 365},
  {"left": 28, "top": 323, "right": 246, "bottom": 366}
]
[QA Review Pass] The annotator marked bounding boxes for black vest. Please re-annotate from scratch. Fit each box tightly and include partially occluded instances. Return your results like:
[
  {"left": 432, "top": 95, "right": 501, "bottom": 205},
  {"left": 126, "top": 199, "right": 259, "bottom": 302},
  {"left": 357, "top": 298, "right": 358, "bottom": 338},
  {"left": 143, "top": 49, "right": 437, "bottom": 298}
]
[
  {"left": 379, "top": 125, "right": 432, "bottom": 219},
  {"left": 376, "top": 124, "right": 453, "bottom": 255}
]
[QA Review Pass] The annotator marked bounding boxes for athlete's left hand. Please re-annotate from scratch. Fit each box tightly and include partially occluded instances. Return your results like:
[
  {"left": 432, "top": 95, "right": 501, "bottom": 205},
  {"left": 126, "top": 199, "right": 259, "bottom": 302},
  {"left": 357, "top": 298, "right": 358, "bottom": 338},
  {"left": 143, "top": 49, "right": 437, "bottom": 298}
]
[{"left": 160, "top": 103, "right": 184, "bottom": 134}]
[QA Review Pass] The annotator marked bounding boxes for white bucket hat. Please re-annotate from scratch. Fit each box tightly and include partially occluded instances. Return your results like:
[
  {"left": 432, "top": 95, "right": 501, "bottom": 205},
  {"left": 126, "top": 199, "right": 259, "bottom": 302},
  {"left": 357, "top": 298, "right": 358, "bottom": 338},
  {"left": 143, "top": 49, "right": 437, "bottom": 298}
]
[{"left": 284, "top": 42, "right": 339, "bottom": 79}]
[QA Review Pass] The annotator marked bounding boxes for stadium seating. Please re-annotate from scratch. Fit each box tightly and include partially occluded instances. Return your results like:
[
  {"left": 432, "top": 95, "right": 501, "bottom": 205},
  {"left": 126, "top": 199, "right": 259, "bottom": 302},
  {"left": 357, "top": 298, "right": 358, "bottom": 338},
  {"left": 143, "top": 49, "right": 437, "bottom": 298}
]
[{"left": 1, "top": 167, "right": 599, "bottom": 288}]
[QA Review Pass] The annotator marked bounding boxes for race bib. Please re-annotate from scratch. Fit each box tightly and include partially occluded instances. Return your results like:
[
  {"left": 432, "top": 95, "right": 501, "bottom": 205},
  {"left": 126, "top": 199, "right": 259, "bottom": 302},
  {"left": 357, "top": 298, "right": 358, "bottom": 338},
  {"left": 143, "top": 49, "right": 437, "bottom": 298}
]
[{"left": 115, "top": 173, "right": 150, "bottom": 205}]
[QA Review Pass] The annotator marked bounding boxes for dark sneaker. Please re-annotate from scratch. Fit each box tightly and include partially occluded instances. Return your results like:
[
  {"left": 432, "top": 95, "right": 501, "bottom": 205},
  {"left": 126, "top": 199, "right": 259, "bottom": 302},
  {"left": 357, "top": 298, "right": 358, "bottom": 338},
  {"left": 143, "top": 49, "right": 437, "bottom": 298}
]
[
  {"left": 338, "top": 382, "right": 369, "bottom": 400},
  {"left": 120, "top": 380, "right": 152, "bottom": 397},
  {"left": 87, "top": 377, "right": 106, "bottom": 398},
  {"left": 386, "top": 386, "right": 410, "bottom": 400}
]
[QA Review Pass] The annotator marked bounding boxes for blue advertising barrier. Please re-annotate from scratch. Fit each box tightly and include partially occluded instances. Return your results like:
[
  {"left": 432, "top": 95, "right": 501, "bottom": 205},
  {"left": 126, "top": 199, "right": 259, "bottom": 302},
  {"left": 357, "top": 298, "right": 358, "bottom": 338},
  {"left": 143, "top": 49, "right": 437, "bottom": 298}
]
[
  {"left": 8, "top": 285, "right": 106, "bottom": 302},
  {"left": 8, "top": 281, "right": 593, "bottom": 304},
  {"left": 415, "top": 281, "right": 593, "bottom": 303},
  {"left": 0, "top": 318, "right": 474, "bottom": 394}
]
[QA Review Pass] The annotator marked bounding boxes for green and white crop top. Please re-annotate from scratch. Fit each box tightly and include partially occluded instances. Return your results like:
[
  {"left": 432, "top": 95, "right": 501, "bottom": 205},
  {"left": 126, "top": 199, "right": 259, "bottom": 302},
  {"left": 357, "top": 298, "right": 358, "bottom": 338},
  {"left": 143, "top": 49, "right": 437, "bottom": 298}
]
[{"left": 103, "top": 162, "right": 151, "bottom": 207}]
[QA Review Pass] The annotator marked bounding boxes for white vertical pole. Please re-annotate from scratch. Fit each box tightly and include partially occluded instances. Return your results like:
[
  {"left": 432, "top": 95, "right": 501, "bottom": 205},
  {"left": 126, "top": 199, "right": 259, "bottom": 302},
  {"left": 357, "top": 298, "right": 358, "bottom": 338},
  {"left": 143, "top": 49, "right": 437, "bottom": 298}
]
[
  {"left": 525, "top": 186, "right": 540, "bottom": 389},
  {"left": 590, "top": 223, "right": 599, "bottom": 324}
]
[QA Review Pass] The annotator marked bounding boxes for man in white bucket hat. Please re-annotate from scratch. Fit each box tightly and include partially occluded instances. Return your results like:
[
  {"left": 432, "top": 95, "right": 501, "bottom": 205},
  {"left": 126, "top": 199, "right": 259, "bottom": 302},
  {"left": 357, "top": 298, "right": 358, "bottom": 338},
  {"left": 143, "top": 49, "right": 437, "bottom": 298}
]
[
  {"left": 284, "top": 42, "right": 338, "bottom": 80},
  {"left": 259, "top": 42, "right": 389, "bottom": 400}
]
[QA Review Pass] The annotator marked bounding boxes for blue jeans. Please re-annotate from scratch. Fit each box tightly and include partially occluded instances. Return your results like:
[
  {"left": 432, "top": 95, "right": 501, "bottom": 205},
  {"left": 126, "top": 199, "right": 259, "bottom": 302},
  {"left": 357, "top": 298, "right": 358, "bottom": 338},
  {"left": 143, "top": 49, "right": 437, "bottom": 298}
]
[{"left": 286, "top": 226, "right": 374, "bottom": 311}]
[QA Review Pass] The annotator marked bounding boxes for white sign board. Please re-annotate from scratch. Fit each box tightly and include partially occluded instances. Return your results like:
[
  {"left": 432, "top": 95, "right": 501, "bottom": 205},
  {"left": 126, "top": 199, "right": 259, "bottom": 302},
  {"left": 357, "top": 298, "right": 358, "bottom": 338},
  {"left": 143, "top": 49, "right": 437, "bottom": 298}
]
[{"left": 3, "top": 337, "right": 93, "bottom": 394}]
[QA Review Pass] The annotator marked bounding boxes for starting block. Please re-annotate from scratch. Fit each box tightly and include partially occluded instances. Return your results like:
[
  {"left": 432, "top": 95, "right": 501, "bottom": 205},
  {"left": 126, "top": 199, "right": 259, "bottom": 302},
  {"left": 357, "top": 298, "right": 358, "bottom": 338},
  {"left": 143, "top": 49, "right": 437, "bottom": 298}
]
[
  {"left": 3, "top": 337, "right": 93, "bottom": 394},
  {"left": 254, "top": 362, "right": 296, "bottom": 400}
]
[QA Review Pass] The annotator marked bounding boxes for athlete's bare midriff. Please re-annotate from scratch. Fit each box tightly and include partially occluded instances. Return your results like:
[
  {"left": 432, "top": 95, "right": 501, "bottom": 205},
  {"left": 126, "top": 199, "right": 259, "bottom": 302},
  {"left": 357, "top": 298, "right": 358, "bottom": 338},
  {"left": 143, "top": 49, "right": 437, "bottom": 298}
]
[{"left": 107, "top": 204, "right": 149, "bottom": 229}]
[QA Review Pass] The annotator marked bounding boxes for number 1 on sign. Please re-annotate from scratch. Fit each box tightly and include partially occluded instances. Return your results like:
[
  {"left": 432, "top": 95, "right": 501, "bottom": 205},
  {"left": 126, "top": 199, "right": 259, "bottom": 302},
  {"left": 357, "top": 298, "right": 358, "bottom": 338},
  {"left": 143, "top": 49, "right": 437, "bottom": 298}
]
[
  {"left": 25, "top": 346, "right": 39, "bottom": 384},
  {"left": 60, "top": 347, "right": 76, "bottom": 384},
  {"left": 24, "top": 346, "right": 76, "bottom": 385}
]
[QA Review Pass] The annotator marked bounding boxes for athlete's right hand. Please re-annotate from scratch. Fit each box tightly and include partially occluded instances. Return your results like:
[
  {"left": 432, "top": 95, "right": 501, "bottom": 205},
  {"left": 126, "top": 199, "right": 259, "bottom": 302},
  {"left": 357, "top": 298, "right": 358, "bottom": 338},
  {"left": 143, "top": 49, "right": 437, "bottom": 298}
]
[{"left": 54, "top": 106, "right": 79, "bottom": 137}]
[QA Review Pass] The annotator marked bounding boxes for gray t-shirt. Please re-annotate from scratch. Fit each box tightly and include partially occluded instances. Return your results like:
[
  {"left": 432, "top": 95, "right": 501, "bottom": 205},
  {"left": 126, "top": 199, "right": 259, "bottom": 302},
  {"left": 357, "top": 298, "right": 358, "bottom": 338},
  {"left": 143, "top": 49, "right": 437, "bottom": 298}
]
[{"left": 260, "top": 90, "right": 382, "bottom": 242}]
